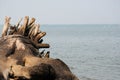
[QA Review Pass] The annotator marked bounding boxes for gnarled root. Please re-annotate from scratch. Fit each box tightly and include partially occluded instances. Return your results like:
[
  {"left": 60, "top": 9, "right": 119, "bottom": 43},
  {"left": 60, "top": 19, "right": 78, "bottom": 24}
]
[{"left": 2, "top": 16, "right": 50, "bottom": 49}]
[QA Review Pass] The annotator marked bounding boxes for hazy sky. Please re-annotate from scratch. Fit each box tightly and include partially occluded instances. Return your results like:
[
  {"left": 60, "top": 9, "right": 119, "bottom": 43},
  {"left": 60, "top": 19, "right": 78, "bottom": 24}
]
[{"left": 0, "top": 0, "right": 120, "bottom": 24}]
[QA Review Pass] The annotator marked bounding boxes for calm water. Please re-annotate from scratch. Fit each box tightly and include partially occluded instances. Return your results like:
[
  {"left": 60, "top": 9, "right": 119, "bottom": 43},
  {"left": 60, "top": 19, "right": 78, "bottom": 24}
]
[{"left": 1, "top": 24, "right": 120, "bottom": 80}]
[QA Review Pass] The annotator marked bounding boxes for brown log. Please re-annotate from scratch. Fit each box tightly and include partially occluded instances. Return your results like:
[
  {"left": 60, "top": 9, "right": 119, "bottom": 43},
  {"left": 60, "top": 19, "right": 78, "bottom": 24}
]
[
  {"left": 28, "top": 24, "right": 36, "bottom": 39},
  {"left": 34, "top": 24, "right": 40, "bottom": 36},
  {"left": 28, "top": 24, "right": 41, "bottom": 41},
  {"left": 23, "top": 18, "right": 36, "bottom": 36},
  {"left": 36, "top": 43, "right": 50, "bottom": 48},
  {"left": 28, "top": 18, "right": 35, "bottom": 27},
  {"left": 10, "top": 65, "right": 30, "bottom": 79},
  {"left": 8, "top": 25, "right": 16, "bottom": 35},
  {"left": 2, "top": 16, "right": 11, "bottom": 37},
  {"left": 0, "top": 16, "right": 79, "bottom": 80},
  {"left": 17, "top": 16, "right": 29, "bottom": 35},
  {"left": 25, "top": 18, "right": 36, "bottom": 36},
  {"left": 34, "top": 32, "right": 46, "bottom": 43},
  {"left": 29, "top": 24, "right": 38, "bottom": 37}
]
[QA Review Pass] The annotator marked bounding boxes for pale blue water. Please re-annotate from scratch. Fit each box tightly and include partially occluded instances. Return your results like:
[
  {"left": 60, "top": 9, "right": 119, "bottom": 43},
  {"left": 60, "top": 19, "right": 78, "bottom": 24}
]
[{"left": 1, "top": 24, "right": 120, "bottom": 80}]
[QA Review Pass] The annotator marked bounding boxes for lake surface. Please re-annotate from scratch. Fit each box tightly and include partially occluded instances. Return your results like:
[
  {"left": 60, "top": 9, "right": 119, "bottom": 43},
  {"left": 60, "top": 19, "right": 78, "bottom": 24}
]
[{"left": 1, "top": 24, "right": 120, "bottom": 80}]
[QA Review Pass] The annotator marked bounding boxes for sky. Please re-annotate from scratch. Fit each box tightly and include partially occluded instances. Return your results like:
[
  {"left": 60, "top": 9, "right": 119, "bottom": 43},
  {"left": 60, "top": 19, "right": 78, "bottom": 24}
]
[{"left": 0, "top": 0, "right": 120, "bottom": 24}]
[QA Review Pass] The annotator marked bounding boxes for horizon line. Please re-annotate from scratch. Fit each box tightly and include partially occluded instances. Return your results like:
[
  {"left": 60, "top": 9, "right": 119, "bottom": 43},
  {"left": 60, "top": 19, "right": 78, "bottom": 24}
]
[{"left": 0, "top": 24, "right": 120, "bottom": 26}]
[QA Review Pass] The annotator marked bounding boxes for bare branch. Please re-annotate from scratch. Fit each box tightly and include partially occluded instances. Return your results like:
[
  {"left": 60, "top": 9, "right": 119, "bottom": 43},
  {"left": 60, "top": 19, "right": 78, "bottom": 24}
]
[
  {"left": 8, "top": 25, "right": 16, "bottom": 35},
  {"left": 17, "top": 16, "right": 29, "bottom": 35},
  {"left": 34, "top": 32, "right": 46, "bottom": 43},
  {"left": 28, "top": 17, "right": 35, "bottom": 27},
  {"left": 36, "top": 43, "right": 50, "bottom": 48},
  {"left": 16, "top": 18, "right": 22, "bottom": 28},
  {"left": 2, "top": 16, "right": 11, "bottom": 37},
  {"left": 34, "top": 24, "right": 40, "bottom": 36},
  {"left": 28, "top": 24, "right": 36, "bottom": 40}
]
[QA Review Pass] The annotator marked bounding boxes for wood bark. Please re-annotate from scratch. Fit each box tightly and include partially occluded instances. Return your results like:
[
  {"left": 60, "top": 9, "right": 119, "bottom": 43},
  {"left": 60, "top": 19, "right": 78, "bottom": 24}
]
[
  {"left": 0, "top": 16, "right": 79, "bottom": 80},
  {"left": 16, "top": 18, "right": 22, "bottom": 28},
  {"left": 2, "top": 16, "right": 11, "bottom": 37},
  {"left": 17, "top": 16, "right": 29, "bottom": 35},
  {"left": 1, "top": 16, "right": 49, "bottom": 50},
  {"left": 36, "top": 43, "right": 50, "bottom": 48},
  {"left": 28, "top": 18, "right": 35, "bottom": 27}
]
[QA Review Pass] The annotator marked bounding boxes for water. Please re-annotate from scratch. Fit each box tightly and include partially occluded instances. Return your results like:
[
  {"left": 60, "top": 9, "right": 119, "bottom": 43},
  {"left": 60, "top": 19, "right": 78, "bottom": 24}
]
[
  {"left": 1, "top": 24, "right": 120, "bottom": 80},
  {"left": 41, "top": 24, "right": 120, "bottom": 80}
]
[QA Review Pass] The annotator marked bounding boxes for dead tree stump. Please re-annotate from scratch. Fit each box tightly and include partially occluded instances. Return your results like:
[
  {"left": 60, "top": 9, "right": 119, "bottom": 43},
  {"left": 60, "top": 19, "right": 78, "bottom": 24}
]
[{"left": 0, "top": 16, "right": 79, "bottom": 80}]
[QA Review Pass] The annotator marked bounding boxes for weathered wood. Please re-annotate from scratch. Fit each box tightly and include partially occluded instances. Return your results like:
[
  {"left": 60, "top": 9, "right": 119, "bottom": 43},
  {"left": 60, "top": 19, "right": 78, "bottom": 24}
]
[
  {"left": 44, "top": 51, "right": 50, "bottom": 58},
  {"left": 36, "top": 43, "right": 50, "bottom": 48},
  {"left": 28, "top": 24, "right": 36, "bottom": 40},
  {"left": 2, "top": 16, "right": 11, "bottom": 37},
  {"left": 17, "top": 16, "right": 29, "bottom": 35},
  {"left": 28, "top": 24, "right": 40, "bottom": 39},
  {"left": 28, "top": 17, "right": 35, "bottom": 27},
  {"left": 0, "top": 16, "right": 79, "bottom": 80},
  {"left": 16, "top": 18, "right": 22, "bottom": 28},
  {"left": 8, "top": 26, "right": 16, "bottom": 35},
  {"left": 34, "top": 24, "right": 40, "bottom": 36},
  {"left": 34, "top": 32, "right": 46, "bottom": 43},
  {"left": 1, "top": 16, "right": 49, "bottom": 52}
]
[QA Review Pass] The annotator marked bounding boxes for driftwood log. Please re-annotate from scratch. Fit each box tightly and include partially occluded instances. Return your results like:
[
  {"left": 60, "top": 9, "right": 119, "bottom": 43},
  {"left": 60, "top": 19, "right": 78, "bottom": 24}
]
[{"left": 0, "top": 16, "right": 79, "bottom": 80}]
